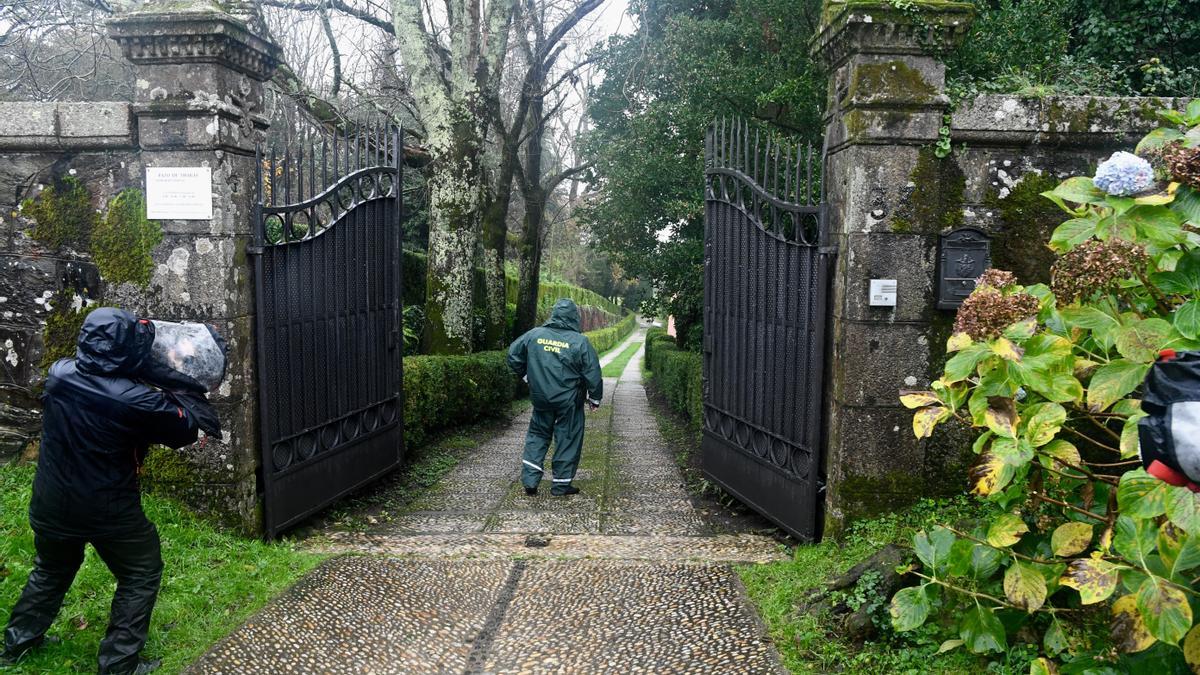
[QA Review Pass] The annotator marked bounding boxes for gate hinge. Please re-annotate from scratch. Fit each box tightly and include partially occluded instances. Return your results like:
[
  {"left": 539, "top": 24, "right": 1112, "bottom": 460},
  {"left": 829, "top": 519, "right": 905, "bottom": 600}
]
[
  {"left": 818, "top": 245, "right": 838, "bottom": 255},
  {"left": 246, "top": 245, "right": 265, "bottom": 255}
]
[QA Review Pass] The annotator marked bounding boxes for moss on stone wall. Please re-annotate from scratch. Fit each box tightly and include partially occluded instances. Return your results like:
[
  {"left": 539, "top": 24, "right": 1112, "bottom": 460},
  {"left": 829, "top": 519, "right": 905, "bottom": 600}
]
[
  {"left": 140, "top": 445, "right": 201, "bottom": 493},
  {"left": 845, "top": 60, "right": 938, "bottom": 106},
  {"left": 986, "top": 172, "right": 1061, "bottom": 285},
  {"left": 22, "top": 177, "right": 98, "bottom": 251},
  {"left": 39, "top": 293, "right": 101, "bottom": 369},
  {"left": 891, "top": 147, "right": 965, "bottom": 233},
  {"left": 92, "top": 189, "right": 162, "bottom": 286}
]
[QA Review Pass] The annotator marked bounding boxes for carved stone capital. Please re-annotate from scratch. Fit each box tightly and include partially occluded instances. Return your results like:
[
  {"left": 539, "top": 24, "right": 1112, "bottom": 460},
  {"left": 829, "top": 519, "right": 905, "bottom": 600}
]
[
  {"left": 108, "top": 11, "right": 281, "bottom": 82},
  {"left": 812, "top": 1, "right": 975, "bottom": 70}
]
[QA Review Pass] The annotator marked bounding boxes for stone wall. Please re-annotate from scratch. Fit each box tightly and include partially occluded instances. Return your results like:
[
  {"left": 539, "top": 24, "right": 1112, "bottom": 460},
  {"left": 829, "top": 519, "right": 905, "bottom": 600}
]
[
  {"left": 0, "top": 8, "right": 279, "bottom": 534},
  {"left": 814, "top": 1, "right": 1183, "bottom": 534}
]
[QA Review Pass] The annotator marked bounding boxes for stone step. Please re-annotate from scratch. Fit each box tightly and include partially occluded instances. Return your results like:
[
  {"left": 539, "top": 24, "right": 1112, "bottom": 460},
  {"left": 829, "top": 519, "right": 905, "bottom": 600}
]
[{"left": 310, "top": 532, "right": 788, "bottom": 563}]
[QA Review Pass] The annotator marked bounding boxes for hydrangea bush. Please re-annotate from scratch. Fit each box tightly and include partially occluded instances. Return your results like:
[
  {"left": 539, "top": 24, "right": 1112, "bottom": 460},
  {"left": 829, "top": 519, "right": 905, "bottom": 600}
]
[{"left": 891, "top": 101, "right": 1200, "bottom": 672}]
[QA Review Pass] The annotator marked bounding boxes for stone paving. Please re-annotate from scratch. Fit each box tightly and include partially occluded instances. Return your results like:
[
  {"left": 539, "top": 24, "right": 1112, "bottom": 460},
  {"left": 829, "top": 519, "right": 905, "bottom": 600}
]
[{"left": 189, "top": 328, "right": 786, "bottom": 674}]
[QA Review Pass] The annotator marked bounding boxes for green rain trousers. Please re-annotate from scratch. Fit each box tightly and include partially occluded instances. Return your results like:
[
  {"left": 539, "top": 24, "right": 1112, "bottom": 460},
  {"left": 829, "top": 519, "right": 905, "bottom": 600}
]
[
  {"left": 520, "top": 402, "right": 586, "bottom": 493},
  {"left": 507, "top": 299, "right": 603, "bottom": 493}
]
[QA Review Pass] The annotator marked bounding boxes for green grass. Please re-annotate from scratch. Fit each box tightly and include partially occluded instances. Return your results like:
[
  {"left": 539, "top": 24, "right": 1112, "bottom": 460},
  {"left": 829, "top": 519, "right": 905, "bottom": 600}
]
[
  {"left": 601, "top": 340, "right": 643, "bottom": 377},
  {"left": 0, "top": 464, "right": 324, "bottom": 674},
  {"left": 737, "top": 498, "right": 1056, "bottom": 674}
]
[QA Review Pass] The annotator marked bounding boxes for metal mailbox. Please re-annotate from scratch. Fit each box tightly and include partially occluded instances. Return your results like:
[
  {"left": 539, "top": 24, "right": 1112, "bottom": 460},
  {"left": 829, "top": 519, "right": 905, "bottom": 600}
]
[{"left": 937, "top": 227, "right": 991, "bottom": 310}]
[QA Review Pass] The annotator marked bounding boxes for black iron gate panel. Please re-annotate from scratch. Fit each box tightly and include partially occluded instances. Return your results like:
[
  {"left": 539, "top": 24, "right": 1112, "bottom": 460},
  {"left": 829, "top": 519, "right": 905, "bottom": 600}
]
[
  {"left": 252, "top": 124, "right": 404, "bottom": 538},
  {"left": 702, "top": 119, "right": 833, "bottom": 542}
]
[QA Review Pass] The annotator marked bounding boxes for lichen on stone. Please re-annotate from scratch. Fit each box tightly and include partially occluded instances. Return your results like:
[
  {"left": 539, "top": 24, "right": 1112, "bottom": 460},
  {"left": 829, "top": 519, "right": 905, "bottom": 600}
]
[
  {"left": 21, "top": 176, "right": 98, "bottom": 250},
  {"left": 985, "top": 171, "right": 1060, "bottom": 284},
  {"left": 92, "top": 189, "right": 162, "bottom": 286},
  {"left": 845, "top": 60, "right": 938, "bottom": 106},
  {"left": 39, "top": 292, "right": 100, "bottom": 369}
]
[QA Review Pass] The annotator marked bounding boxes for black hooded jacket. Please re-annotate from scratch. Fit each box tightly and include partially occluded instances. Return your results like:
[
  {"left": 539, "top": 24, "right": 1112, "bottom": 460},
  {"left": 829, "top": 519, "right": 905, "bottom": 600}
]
[
  {"left": 507, "top": 299, "right": 603, "bottom": 411},
  {"left": 31, "top": 308, "right": 202, "bottom": 537}
]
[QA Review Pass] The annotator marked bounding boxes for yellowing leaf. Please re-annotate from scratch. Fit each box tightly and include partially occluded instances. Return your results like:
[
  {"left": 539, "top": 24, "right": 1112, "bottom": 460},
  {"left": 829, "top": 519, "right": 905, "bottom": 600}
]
[
  {"left": 1138, "top": 577, "right": 1192, "bottom": 645},
  {"left": 1111, "top": 593, "right": 1156, "bottom": 653},
  {"left": 937, "top": 639, "right": 963, "bottom": 654},
  {"left": 1061, "top": 557, "right": 1119, "bottom": 605},
  {"left": 913, "top": 405, "right": 949, "bottom": 439},
  {"left": 1182, "top": 624, "right": 1200, "bottom": 673},
  {"left": 987, "top": 512, "right": 1029, "bottom": 548},
  {"left": 992, "top": 337, "right": 1025, "bottom": 362},
  {"left": 1030, "top": 657, "right": 1057, "bottom": 675},
  {"left": 1134, "top": 190, "right": 1176, "bottom": 206},
  {"left": 1004, "top": 561, "right": 1048, "bottom": 612},
  {"left": 947, "top": 332, "right": 973, "bottom": 353},
  {"left": 985, "top": 397, "right": 1019, "bottom": 438},
  {"left": 971, "top": 452, "right": 1015, "bottom": 497},
  {"left": 1041, "top": 439, "right": 1082, "bottom": 473},
  {"left": 1051, "top": 522, "right": 1093, "bottom": 557},
  {"left": 1024, "top": 403, "right": 1066, "bottom": 448},
  {"left": 900, "top": 391, "right": 940, "bottom": 409}
]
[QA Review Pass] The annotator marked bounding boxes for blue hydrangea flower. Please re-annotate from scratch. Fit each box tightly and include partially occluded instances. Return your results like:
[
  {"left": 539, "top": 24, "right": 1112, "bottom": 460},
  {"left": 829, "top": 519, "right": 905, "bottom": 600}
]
[{"left": 1093, "top": 151, "right": 1155, "bottom": 196}]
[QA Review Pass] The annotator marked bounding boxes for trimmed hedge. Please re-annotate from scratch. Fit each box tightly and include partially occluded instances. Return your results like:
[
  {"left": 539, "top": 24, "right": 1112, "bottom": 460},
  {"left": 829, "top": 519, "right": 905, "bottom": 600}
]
[
  {"left": 588, "top": 312, "right": 637, "bottom": 354},
  {"left": 400, "top": 315, "right": 636, "bottom": 449},
  {"left": 644, "top": 328, "right": 702, "bottom": 431},
  {"left": 402, "top": 351, "right": 515, "bottom": 448}
]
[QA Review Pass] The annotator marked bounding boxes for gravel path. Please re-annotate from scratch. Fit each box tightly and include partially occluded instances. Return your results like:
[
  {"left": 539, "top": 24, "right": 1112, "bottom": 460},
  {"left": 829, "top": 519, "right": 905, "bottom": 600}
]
[{"left": 188, "top": 327, "right": 785, "bottom": 674}]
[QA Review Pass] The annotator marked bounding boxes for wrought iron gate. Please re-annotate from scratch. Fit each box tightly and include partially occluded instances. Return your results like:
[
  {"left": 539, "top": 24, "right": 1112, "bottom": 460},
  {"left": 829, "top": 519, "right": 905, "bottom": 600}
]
[
  {"left": 252, "top": 123, "right": 404, "bottom": 538},
  {"left": 701, "top": 119, "right": 833, "bottom": 541}
]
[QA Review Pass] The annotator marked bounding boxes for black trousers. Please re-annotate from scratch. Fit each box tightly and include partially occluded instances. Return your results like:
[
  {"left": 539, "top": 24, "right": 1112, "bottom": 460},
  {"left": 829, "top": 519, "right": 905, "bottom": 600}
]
[{"left": 3, "top": 521, "right": 163, "bottom": 674}]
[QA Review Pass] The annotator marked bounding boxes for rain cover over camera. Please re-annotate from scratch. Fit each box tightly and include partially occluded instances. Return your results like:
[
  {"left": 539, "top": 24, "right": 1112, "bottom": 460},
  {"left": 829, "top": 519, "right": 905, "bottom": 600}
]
[
  {"left": 1139, "top": 350, "right": 1200, "bottom": 491},
  {"left": 140, "top": 320, "right": 228, "bottom": 393}
]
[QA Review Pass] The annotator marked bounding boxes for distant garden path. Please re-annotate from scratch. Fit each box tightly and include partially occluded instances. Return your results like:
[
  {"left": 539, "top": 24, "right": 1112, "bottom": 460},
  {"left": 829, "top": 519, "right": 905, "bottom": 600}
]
[{"left": 188, "top": 327, "right": 785, "bottom": 674}]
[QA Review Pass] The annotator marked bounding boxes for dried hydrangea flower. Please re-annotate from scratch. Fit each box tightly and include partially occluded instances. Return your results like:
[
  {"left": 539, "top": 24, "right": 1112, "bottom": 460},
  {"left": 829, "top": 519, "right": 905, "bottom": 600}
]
[
  {"left": 1164, "top": 142, "right": 1200, "bottom": 191},
  {"left": 1093, "top": 151, "right": 1156, "bottom": 196},
  {"left": 954, "top": 270, "right": 1040, "bottom": 340},
  {"left": 1051, "top": 239, "right": 1148, "bottom": 302}
]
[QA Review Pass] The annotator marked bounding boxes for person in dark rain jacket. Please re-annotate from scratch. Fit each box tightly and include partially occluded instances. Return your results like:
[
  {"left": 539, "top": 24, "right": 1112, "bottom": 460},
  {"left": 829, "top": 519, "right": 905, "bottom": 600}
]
[
  {"left": 2, "top": 308, "right": 215, "bottom": 675},
  {"left": 507, "top": 299, "right": 603, "bottom": 496}
]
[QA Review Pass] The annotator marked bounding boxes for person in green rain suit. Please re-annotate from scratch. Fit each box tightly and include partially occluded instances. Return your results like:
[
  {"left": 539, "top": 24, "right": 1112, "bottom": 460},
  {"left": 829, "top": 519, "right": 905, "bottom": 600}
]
[{"left": 507, "top": 299, "right": 603, "bottom": 496}]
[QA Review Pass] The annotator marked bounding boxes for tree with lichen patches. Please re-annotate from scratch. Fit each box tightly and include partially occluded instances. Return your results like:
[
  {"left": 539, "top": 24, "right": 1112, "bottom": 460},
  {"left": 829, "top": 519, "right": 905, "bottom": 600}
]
[{"left": 390, "top": 0, "right": 516, "bottom": 354}]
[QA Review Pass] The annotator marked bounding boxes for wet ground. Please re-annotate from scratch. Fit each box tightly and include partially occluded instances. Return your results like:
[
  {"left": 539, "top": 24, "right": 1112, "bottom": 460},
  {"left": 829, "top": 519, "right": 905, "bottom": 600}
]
[{"left": 188, "top": 329, "right": 786, "bottom": 674}]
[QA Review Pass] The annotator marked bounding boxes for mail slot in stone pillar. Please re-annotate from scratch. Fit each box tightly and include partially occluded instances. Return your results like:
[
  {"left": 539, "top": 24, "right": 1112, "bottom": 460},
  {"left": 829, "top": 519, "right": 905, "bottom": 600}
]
[{"left": 937, "top": 228, "right": 991, "bottom": 310}]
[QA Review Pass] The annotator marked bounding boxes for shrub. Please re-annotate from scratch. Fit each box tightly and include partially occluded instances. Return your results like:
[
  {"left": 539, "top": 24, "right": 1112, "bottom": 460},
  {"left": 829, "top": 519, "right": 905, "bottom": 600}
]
[
  {"left": 891, "top": 102, "right": 1200, "bottom": 671},
  {"left": 402, "top": 351, "right": 515, "bottom": 448},
  {"left": 587, "top": 312, "right": 637, "bottom": 354},
  {"left": 644, "top": 328, "right": 702, "bottom": 431}
]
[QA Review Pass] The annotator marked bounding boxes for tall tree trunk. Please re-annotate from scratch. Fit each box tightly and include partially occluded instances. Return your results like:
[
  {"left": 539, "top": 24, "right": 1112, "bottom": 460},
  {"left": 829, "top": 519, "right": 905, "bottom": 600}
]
[
  {"left": 514, "top": 86, "right": 547, "bottom": 338},
  {"left": 479, "top": 137, "right": 518, "bottom": 348}
]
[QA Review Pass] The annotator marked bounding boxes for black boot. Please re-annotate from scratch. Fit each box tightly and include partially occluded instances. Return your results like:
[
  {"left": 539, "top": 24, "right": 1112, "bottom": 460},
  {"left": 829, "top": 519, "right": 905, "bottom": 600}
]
[
  {"left": 551, "top": 485, "right": 580, "bottom": 496},
  {"left": 524, "top": 486, "right": 538, "bottom": 496}
]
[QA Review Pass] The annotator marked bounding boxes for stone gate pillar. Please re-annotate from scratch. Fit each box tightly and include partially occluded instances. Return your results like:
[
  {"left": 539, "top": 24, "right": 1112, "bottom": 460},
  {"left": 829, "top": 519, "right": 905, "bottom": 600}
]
[
  {"left": 107, "top": 7, "right": 279, "bottom": 532},
  {"left": 813, "top": 1, "right": 974, "bottom": 533}
]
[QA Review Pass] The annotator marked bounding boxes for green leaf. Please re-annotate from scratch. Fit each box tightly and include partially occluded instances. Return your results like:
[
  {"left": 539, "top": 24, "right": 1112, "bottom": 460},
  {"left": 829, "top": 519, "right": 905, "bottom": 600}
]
[
  {"left": 1048, "top": 177, "right": 1105, "bottom": 206},
  {"left": 945, "top": 343, "right": 991, "bottom": 383},
  {"left": 1004, "top": 561, "right": 1047, "bottom": 611},
  {"left": 959, "top": 604, "right": 1007, "bottom": 654},
  {"left": 1087, "top": 360, "right": 1149, "bottom": 412},
  {"left": 947, "top": 538, "right": 975, "bottom": 577},
  {"left": 1003, "top": 319, "right": 1037, "bottom": 341},
  {"left": 1174, "top": 186, "right": 1200, "bottom": 225},
  {"left": 1175, "top": 299, "right": 1200, "bottom": 340},
  {"left": 1166, "top": 487, "right": 1200, "bottom": 535},
  {"left": 987, "top": 513, "right": 1029, "bottom": 548},
  {"left": 972, "top": 430, "right": 994, "bottom": 455},
  {"left": 992, "top": 437, "right": 1034, "bottom": 467},
  {"left": 1136, "top": 127, "right": 1186, "bottom": 154},
  {"left": 1049, "top": 216, "right": 1100, "bottom": 252},
  {"left": 1052, "top": 522, "right": 1093, "bottom": 557},
  {"left": 936, "top": 639, "right": 963, "bottom": 654},
  {"left": 1114, "top": 515, "right": 1158, "bottom": 561},
  {"left": 914, "top": 527, "right": 956, "bottom": 576},
  {"left": 1126, "top": 205, "right": 1185, "bottom": 246},
  {"left": 1041, "top": 439, "right": 1082, "bottom": 473},
  {"left": 1025, "top": 369, "right": 1084, "bottom": 404},
  {"left": 1060, "top": 557, "right": 1120, "bottom": 604},
  {"left": 1171, "top": 534, "right": 1200, "bottom": 576},
  {"left": 890, "top": 585, "right": 931, "bottom": 632},
  {"left": 1114, "top": 319, "right": 1173, "bottom": 364},
  {"left": 1060, "top": 306, "right": 1121, "bottom": 336},
  {"left": 1044, "top": 618, "right": 1068, "bottom": 655},
  {"left": 970, "top": 544, "right": 1002, "bottom": 580},
  {"left": 1136, "top": 577, "right": 1192, "bottom": 645},
  {"left": 1118, "top": 470, "right": 1170, "bottom": 519},
  {"left": 1024, "top": 402, "right": 1066, "bottom": 447},
  {"left": 1121, "top": 413, "right": 1145, "bottom": 459}
]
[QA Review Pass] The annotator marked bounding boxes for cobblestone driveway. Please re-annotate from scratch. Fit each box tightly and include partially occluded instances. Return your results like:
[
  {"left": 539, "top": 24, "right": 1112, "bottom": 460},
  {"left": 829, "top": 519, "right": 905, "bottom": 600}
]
[{"left": 188, "top": 329, "right": 786, "bottom": 674}]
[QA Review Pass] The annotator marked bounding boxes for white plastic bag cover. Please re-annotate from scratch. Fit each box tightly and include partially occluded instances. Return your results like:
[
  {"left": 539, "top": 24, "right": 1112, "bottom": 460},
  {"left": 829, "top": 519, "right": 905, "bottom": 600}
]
[{"left": 148, "top": 321, "right": 227, "bottom": 392}]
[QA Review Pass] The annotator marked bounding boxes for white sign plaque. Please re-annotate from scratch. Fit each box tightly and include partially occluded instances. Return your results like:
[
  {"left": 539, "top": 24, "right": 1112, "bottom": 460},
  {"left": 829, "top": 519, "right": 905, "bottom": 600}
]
[
  {"left": 869, "top": 279, "right": 897, "bottom": 307},
  {"left": 146, "top": 167, "right": 213, "bottom": 220}
]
